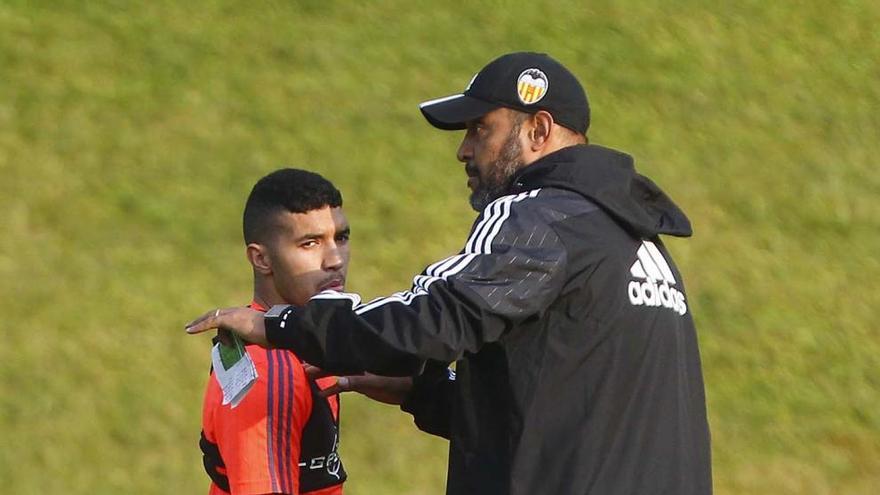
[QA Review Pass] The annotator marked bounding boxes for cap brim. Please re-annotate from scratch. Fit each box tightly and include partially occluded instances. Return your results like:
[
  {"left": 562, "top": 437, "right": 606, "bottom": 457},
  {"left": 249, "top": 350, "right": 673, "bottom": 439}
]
[{"left": 419, "top": 94, "right": 501, "bottom": 130}]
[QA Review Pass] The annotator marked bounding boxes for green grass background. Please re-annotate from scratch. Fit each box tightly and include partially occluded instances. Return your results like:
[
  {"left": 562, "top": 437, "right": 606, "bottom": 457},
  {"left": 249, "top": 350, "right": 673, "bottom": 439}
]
[{"left": 1, "top": 1, "right": 878, "bottom": 493}]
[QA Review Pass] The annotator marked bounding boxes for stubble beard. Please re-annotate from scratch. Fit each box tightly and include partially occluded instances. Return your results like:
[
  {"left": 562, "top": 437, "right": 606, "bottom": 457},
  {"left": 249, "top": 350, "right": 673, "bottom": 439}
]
[{"left": 468, "top": 123, "right": 525, "bottom": 212}]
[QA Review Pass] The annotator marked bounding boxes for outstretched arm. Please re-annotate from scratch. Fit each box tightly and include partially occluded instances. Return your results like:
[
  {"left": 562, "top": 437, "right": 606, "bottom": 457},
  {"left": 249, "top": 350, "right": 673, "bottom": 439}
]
[
  {"left": 188, "top": 190, "right": 567, "bottom": 377},
  {"left": 303, "top": 363, "right": 414, "bottom": 406}
]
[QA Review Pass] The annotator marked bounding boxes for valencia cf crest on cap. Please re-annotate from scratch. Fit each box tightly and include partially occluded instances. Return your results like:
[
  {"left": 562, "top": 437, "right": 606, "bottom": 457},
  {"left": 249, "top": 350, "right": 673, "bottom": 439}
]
[{"left": 517, "top": 68, "right": 548, "bottom": 105}]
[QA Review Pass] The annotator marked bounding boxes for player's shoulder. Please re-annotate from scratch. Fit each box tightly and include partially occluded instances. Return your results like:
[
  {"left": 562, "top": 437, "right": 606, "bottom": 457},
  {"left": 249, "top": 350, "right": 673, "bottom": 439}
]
[
  {"left": 220, "top": 347, "right": 309, "bottom": 403},
  {"left": 209, "top": 348, "right": 311, "bottom": 421},
  {"left": 246, "top": 345, "right": 305, "bottom": 369}
]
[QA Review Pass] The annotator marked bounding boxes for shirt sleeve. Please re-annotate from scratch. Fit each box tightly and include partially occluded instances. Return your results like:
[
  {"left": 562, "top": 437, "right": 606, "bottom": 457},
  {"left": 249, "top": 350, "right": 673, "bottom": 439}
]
[
  {"left": 265, "top": 189, "right": 568, "bottom": 376},
  {"left": 212, "top": 347, "right": 312, "bottom": 495}
]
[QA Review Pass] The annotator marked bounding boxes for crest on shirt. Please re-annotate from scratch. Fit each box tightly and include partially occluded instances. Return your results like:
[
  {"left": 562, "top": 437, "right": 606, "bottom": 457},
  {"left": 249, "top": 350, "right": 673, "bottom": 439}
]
[{"left": 517, "top": 68, "right": 548, "bottom": 105}]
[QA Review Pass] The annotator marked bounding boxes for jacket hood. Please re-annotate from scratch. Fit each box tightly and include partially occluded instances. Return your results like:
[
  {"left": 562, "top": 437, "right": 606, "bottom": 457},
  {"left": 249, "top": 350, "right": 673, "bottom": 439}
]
[{"left": 512, "top": 144, "right": 692, "bottom": 238}]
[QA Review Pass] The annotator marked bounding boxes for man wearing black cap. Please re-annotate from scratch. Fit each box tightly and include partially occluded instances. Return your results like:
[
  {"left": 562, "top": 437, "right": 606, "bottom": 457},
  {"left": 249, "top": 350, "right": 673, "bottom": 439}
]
[{"left": 188, "top": 52, "right": 712, "bottom": 495}]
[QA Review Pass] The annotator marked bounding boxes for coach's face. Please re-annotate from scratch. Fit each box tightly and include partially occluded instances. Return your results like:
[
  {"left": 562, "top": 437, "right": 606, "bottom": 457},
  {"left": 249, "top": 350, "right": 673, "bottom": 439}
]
[
  {"left": 265, "top": 206, "right": 350, "bottom": 306},
  {"left": 457, "top": 107, "right": 528, "bottom": 211}
]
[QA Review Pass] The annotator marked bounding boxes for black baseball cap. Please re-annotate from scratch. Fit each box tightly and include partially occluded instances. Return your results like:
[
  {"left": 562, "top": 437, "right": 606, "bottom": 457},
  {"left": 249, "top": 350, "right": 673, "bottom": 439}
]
[{"left": 419, "top": 52, "right": 590, "bottom": 134}]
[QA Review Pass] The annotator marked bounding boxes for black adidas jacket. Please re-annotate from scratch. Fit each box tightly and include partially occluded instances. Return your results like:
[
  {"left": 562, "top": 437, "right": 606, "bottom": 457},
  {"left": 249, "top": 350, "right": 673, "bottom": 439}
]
[{"left": 265, "top": 144, "right": 712, "bottom": 495}]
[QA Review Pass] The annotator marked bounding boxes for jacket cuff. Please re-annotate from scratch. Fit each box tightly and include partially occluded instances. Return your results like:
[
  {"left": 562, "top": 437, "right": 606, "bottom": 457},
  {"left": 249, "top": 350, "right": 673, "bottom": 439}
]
[
  {"left": 264, "top": 304, "right": 295, "bottom": 346},
  {"left": 400, "top": 364, "right": 449, "bottom": 413}
]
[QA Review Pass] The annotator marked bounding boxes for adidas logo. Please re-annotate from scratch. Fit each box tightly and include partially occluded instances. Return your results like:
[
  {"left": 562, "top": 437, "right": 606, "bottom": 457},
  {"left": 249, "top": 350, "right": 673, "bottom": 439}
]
[{"left": 627, "top": 241, "right": 688, "bottom": 316}]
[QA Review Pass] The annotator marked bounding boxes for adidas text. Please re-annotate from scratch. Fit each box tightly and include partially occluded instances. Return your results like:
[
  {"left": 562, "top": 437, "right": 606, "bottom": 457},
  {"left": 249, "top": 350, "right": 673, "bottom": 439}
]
[{"left": 628, "top": 280, "right": 687, "bottom": 315}]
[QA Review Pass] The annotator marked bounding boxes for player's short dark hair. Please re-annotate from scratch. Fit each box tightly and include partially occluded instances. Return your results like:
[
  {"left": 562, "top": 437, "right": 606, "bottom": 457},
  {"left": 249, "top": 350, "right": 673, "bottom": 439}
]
[{"left": 243, "top": 168, "right": 342, "bottom": 244}]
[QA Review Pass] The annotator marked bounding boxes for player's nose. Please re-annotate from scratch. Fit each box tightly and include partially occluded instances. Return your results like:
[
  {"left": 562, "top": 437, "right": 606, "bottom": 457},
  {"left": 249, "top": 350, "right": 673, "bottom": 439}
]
[{"left": 323, "top": 244, "right": 345, "bottom": 271}]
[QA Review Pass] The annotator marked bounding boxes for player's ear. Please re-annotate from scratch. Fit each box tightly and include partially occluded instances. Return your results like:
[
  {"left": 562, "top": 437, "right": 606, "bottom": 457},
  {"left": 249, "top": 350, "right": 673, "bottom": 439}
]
[{"left": 246, "top": 243, "right": 272, "bottom": 275}]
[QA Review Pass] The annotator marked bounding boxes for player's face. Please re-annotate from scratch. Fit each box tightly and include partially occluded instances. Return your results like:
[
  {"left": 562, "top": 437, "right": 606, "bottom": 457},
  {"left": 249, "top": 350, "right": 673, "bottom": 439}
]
[
  {"left": 266, "top": 206, "right": 350, "bottom": 307},
  {"left": 457, "top": 107, "right": 527, "bottom": 211}
]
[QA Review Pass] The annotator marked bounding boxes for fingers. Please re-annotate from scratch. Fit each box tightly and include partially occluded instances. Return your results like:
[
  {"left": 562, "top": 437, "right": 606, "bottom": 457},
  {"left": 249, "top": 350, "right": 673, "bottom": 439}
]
[
  {"left": 186, "top": 307, "right": 268, "bottom": 347},
  {"left": 318, "top": 385, "right": 342, "bottom": 398},
  {"left": 316, "top": 375, "right": 412, "bottom": 405},
  {"left": 318, "top": 376, "right": 351, "bottom": 397},
  {"left": 303, "top": 364, "right": 332, "bottom": 379},
  {"left": 337, "top": 376, "right": 350, "bottom": 390},
  {"left": 318, "top": 376, "right": 350, "bottom": 398},
  {"left": 185, "top": 308, "right": 226, "bottom": 334}
]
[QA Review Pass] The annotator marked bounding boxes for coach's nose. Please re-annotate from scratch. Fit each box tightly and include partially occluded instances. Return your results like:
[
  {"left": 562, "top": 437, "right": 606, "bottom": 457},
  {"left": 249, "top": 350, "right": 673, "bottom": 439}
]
[{"left": 457, "top": 130, "right": 474, "bottom": 163}]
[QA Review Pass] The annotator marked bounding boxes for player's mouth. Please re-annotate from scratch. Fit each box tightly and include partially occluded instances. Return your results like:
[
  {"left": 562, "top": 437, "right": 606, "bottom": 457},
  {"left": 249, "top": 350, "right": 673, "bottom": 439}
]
[{"left": 318, "top": 277, "right": 345, "bottom": 292}]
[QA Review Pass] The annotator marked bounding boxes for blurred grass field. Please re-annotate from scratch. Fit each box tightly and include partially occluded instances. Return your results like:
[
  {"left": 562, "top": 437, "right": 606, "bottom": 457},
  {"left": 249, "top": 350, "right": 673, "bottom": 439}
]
[{"left": 1, "top": 1, "right": 878, "bottom": 493}]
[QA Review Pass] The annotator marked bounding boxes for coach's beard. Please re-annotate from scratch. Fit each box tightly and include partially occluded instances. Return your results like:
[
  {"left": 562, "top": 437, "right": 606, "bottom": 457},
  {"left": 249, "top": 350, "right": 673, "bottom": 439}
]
[{"left": 468, "top": 132, "right": 525, "bottom": 212}]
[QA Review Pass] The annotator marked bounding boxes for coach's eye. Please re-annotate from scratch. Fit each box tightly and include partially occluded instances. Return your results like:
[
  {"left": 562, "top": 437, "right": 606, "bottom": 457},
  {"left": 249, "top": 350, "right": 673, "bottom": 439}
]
[{"left": 300, "top": 239, "right": 319, "bottom": 248}]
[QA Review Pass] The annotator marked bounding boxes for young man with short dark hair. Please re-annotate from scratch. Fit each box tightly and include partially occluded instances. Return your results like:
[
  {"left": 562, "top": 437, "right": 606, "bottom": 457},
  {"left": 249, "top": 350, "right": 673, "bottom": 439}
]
[{"left": 200, "top": 168, "right": 350, "bottom": 495}]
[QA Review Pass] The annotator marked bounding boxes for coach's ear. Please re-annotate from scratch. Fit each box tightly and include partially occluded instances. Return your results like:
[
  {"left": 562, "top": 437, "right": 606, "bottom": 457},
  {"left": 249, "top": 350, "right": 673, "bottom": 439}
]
[
  {"left": 528, "top": 110, "right": 554, "bottom": 150},
  {"left": 246, "top": 243, "right": 272, "bottom": 275}
]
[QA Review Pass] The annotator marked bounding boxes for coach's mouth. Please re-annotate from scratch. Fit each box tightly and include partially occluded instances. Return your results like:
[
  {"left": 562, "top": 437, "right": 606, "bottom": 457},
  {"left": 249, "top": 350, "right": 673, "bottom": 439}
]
[
  {"left": 467, "top": 176, "right": 479, "bottom": 191},
  {"left": 465, "top": 163, "right": 480, "bottom": 191}
]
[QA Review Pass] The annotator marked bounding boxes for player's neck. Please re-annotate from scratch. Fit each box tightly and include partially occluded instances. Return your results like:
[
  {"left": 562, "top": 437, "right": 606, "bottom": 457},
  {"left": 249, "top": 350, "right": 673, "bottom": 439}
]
[{"left": 252, "top": 277, "right": 285, "bottom": 309}]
